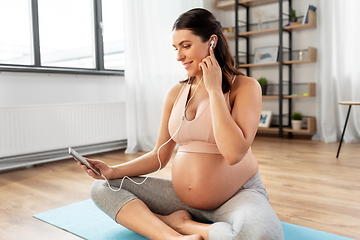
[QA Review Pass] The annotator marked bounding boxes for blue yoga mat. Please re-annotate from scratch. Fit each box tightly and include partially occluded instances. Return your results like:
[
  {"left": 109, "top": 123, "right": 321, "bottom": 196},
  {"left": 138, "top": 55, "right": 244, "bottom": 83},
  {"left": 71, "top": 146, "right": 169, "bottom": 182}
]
[{"left": 34, "top": 199, "right": 353, "bottom": 240}]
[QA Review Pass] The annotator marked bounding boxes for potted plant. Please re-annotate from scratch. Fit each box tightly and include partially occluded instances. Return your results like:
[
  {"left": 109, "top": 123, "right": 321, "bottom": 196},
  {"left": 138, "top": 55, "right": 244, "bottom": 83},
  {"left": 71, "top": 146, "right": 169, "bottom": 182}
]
[
  {"left": 290, "top": 8, "right": 297, "bottom": 22},
  {"left": 257, "top": 77, "right": 268, "bottom": 95},
  {"left": 291, "top": 112, "right": 303, "bottom": 130}
]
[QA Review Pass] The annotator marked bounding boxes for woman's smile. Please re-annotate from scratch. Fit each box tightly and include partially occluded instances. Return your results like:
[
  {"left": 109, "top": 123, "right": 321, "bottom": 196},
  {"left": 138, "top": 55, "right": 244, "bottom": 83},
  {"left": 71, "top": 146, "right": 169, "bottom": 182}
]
[{"left": 183, "top": 61, "right": 193, "bottom": 70}]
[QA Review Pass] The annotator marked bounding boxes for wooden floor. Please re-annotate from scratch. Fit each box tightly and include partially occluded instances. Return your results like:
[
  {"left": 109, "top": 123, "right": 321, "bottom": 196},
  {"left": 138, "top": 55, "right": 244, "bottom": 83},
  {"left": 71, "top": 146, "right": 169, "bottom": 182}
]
[{"left": 1, "top": 137, "right": 359, "bottom": 240}]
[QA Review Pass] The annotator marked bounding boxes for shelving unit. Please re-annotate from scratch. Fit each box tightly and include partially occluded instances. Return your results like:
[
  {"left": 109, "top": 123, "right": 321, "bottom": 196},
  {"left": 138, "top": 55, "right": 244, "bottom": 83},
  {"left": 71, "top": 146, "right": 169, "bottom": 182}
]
[
  {"left": 217, "top": 0, "right": 280, "bottom": 8},
  {"left": 262, "top": 83, "right": 315, "bottom": 99},
  {"left": 216, "top": 0, "right": 317, "bottom": 136},
  {"left": 238, "top": 47, "right": 317, "bottom": 67},
  {"left": 258, "top": 116, "right": 316, "bottom": 133}
]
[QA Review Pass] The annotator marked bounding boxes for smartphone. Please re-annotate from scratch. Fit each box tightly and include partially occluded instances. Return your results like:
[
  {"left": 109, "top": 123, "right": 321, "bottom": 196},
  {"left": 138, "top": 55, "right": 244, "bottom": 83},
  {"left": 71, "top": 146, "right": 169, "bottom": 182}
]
[{"left": 68, "top": 147, "right": 101, "bottom": 176}]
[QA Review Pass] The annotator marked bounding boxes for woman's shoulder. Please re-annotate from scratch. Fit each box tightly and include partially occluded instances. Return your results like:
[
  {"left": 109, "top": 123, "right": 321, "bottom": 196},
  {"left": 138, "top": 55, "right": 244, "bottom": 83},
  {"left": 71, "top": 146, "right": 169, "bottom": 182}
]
[
  {"left": 230, "top": 75, "right": 261, "bottom": 101},
  {"left": 165, "top": 81, "right": 187, "bottom": 104},
  {"left": 232, "top": 75, "right": 260, "bottom": 92}
]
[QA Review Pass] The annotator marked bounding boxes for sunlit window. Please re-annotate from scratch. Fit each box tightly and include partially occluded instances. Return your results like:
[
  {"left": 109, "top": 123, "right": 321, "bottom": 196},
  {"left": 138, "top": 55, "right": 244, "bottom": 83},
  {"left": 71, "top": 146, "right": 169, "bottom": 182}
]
[
  {"left": 0, "top": 0, "right": 33, "bottom": 65},
  {"left": 102, "top": 0, "right": 125, "bottom": 70},
  {"left": 38, "top": 0, "right": 95, "bottom": 69},
  {"left": 0, "top": 0, "right": 125, "bottom": 73}
]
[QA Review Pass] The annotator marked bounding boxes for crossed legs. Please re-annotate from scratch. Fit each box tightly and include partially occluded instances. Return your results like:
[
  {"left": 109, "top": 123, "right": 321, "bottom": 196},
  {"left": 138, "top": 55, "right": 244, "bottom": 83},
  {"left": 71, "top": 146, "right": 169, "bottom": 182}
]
[
  {"left": 155, "top": 210, "right": 210, "bottom": 239},
  {"left": 91, "top": 174, "right": 284, "bottom": 240},
  {"left": 91, "top": 177, "right": 211, "bottom": 239},
  {"left": 116, "top": 199, "right": 206, "bottom": 240}
]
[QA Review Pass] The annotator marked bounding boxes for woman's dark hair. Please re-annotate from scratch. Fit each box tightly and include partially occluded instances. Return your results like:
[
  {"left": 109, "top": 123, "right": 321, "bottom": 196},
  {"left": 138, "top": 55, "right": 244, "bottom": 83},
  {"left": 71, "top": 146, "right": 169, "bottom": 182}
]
[{"left": 173, "top": 8, "right": 244, "bottom": 93}]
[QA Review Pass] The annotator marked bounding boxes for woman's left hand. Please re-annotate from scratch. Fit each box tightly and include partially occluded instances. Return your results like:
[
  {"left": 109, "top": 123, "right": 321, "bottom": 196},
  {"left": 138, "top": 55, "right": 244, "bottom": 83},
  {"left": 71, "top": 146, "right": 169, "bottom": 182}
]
[{"left": 198, "top": 46, "right": 222, "bottom": 93}]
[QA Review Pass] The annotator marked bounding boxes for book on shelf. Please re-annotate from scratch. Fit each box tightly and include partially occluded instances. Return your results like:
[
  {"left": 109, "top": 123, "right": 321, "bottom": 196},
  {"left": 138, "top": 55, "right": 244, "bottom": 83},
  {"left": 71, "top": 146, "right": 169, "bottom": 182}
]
[{"left": 302, "top": 5, "right": 316, "bottom": 24}]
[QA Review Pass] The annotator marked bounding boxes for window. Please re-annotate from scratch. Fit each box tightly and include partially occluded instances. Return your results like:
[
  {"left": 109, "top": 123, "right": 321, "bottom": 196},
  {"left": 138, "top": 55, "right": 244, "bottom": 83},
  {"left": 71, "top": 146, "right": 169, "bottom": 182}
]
[
  {"left": 0, "top": 0, "right": 33, "bottom": 65},
  {"left": 38, "top": 0, "right": 95, "bottom": 69},
  {"left": 0, "top": 0, "right": 124, "bottom": 75},
  {"left": 102, "top": 0, "right": 125, "bottom": 70}
]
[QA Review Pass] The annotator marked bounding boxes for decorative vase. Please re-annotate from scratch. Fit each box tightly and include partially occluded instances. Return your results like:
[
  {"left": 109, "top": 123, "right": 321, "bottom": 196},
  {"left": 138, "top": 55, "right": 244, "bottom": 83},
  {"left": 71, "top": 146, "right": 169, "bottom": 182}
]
[
  {"left": 290, "top": 17, "right": 298, "bottom": 23},
  {"left": 261, "top": 85, "right": 268, "bottom": 95},
  {"left": 291, "top": 120, "right": 302, "bottom": 130}
]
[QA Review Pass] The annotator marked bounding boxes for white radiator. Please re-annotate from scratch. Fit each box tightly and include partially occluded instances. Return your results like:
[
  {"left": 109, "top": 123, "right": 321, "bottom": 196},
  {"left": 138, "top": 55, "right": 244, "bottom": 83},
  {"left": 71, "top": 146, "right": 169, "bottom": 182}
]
[{"left": 0, "top": 102, "right": 127, "bottom": 160}]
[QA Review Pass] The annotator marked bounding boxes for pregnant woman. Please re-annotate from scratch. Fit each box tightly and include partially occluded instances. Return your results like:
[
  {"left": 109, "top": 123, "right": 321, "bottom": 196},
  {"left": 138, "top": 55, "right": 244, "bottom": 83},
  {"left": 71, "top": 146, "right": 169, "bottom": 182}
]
[{"left": 78, "top": 8, "right": 284, "bottom": 240}]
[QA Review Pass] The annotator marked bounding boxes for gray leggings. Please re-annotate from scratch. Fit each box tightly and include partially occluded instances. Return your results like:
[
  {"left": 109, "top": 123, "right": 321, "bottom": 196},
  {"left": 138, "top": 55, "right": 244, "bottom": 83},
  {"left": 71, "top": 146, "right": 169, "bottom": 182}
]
[{"left": 90, "top": 172, "right": 284, "bottom": 240}]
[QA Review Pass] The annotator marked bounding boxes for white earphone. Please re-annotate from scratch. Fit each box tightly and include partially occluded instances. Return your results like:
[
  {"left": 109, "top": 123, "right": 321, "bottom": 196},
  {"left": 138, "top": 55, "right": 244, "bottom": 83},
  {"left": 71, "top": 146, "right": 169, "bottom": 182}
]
[{"left": 210, "top": 40, "right": 215, "bottom": 48}]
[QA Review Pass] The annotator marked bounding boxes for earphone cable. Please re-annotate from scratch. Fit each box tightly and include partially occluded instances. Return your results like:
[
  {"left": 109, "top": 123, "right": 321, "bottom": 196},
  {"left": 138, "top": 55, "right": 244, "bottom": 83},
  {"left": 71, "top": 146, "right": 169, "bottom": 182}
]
[{"left": 103, "top": 77, "right": 203, "bottom": 192}]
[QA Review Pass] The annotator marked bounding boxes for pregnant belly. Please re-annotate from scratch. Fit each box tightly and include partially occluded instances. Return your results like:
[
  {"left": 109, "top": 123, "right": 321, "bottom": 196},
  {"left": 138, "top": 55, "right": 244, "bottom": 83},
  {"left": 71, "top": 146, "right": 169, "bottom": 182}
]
[{"left": 171, "top": 151, "right": 258, "bottom": 210}]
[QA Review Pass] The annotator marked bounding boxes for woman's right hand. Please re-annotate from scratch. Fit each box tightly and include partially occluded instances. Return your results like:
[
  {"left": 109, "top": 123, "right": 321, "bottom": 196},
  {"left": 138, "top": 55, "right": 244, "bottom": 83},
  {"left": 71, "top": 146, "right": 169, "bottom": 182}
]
[{"left": 77, "top": 158, "right": 114, "bottom": 180}]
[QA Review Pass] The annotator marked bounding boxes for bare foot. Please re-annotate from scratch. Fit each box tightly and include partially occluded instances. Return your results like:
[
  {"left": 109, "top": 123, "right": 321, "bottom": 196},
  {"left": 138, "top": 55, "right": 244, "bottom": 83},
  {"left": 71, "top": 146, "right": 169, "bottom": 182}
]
[{"left": 157, "top": 210, "right": 192, "bottom": 233}]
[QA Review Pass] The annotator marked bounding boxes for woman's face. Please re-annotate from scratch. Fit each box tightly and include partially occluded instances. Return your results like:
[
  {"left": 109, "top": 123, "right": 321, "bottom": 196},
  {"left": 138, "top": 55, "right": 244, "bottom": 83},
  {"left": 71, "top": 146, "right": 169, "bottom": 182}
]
[{"left": 172, "top": 29, "right": 210, "bottom": 77}]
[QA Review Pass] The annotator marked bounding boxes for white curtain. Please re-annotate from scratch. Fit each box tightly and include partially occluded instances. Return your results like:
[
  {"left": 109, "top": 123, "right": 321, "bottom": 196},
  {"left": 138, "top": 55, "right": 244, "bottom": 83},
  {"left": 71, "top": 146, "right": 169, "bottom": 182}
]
[
  {"left": 124, "top": 0, "right": 203, "bottom": 153},
  {"left": 314, "top": 0, "right": 360, "bottom": 143}
]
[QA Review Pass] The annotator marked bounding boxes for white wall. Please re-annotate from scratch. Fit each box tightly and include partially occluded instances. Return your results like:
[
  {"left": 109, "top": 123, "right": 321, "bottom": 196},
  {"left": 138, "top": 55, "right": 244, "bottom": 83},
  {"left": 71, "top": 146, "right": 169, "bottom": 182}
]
[
  {"left": 207, "top": 0, "right": 319, "bottom": 120},
  {"left": 0, "top": 72, "right": 125, "bottom": 107},
  {"left": 0, "top": 0, "right": 319, "bottom": 134}
]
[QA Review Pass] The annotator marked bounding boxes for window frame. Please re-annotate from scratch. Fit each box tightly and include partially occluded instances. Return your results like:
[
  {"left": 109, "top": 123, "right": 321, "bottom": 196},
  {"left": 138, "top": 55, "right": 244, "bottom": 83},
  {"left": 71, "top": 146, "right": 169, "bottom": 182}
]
[{"left": 0, "top": 0, "right": 124, "bottom": 76}]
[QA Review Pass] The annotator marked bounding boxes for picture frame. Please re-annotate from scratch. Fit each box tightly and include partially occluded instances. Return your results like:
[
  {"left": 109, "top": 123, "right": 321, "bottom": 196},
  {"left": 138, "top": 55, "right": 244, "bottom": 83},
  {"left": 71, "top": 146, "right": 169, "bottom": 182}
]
[
  {"left": 259, "top": 110, "right": 273, "bottom": 128},
  {"left": 254, "top": 46, "right": 279, "bottom": 64}
]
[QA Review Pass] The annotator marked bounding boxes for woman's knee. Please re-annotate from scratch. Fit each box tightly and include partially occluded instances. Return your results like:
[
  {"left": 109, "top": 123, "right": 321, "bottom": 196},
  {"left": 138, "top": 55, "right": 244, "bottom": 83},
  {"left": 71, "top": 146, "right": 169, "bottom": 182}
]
[
  {"left": 90, "top": 180, "right": 105, "bottom": 203},
  {"left": 90, "top": 179, "right": 139, "bottom": 221},
  {"left": 209, "top": 211, "right": 283, "bottom": 240},
  {"left": 208, "top": 194, "right": 284, "bottom": 240}
]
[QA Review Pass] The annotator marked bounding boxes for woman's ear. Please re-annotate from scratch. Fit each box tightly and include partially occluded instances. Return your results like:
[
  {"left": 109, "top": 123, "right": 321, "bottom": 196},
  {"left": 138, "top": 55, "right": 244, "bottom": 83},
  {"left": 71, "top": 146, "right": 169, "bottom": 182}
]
[{"left": 209, "top": 34, "right": 218, "bottom": 49}]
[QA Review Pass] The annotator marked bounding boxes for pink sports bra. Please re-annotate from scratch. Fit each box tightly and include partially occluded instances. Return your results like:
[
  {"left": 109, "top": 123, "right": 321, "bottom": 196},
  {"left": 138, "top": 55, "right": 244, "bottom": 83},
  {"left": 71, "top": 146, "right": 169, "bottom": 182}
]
[{"left": 168, "top": 76, "right": 235, "bottom": 154}]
